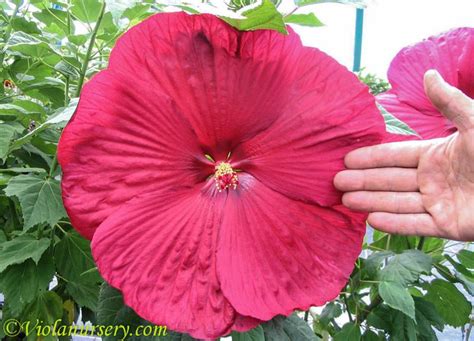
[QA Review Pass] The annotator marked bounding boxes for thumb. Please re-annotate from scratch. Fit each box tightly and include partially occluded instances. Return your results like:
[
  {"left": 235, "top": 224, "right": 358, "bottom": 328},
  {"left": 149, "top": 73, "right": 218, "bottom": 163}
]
[{"left": 424, "top": 69, "right": 474, "bottom": 132}]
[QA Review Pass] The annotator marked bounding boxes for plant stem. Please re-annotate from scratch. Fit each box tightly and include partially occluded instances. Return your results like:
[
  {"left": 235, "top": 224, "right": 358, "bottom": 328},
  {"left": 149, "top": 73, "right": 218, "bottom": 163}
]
[
  {"left": 385, "top": 234, "right": 391, "bottom": 250},
  {"left": 465, "top": 322, "right": 472, "bottom": 341},
  {"left": 0, "top": 1, "right": 21, "bottom": 67},
  {"left": 5, "top": 1, "right": 21, "bottom": 37},
  {"left": 343, "top": 294, "right": 353, "bottom": 322},
  {"left": 417, "top": 236, "right": 425, "bottom": 250},
  {"left": 64, "top": 76, "right": 70, "bottom": 105},
  {"left": 357, "top": 294, "right": 382, "bottom": 324},
  {"left": 304, "top": 310, "right": 309, "bottom": 322},
  {"left": 75, "top": 1, "right": 106, "bottom": 97},
  {"left": 433, "top": 263, "right": 457, "bottom": 282},
  {"left": 285, "top": 7, "right": 299, "bottom": 17},
  {"left": 49, "top": 153, "right": 58, "bottom": 177}
]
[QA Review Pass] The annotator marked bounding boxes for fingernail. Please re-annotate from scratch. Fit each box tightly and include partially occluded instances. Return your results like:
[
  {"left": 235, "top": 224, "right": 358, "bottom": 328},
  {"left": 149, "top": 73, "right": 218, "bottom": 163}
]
[{"left": 425, "top": 69, "right": 442, "bottom": 81}]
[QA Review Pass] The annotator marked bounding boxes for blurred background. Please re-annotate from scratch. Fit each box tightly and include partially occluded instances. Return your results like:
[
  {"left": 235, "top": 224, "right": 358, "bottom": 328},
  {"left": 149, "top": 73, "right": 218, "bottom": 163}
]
[{"left": 282, "top": 0, "right": 474, "bottom": 76}]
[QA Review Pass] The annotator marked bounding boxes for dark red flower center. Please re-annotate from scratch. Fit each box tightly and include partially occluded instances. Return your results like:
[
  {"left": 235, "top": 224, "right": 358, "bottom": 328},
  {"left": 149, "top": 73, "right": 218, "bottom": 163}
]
[{"left": 214, "top": 162, "right": 238, "bottom": 191}]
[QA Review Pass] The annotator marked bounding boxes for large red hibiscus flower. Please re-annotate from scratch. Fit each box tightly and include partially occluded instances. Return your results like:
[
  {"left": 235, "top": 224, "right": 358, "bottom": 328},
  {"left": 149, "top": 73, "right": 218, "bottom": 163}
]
[
  {"left": 378, "top": 27, "right": 474, "bottom": 139},
  {"left": 58, "top": 12, "right": 384, "bottom": 339}
]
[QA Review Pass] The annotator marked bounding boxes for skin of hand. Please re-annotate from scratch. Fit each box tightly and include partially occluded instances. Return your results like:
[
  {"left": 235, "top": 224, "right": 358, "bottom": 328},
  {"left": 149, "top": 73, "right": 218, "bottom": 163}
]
[{"left": 334, "top": 70, "right": 474, "bottom": 241}]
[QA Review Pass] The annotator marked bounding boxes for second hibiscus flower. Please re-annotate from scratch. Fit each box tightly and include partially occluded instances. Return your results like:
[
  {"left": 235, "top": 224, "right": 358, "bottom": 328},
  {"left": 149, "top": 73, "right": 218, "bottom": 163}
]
[
  {"left": 378, "top": 27, "right": 474, "bottom": 139},
  {"left": 58, "top": 12, "right": 385, "bottom": 339}
]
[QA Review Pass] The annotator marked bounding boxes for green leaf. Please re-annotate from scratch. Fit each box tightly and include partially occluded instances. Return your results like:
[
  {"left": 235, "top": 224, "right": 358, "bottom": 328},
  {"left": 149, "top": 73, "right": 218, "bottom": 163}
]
[
  {"left": 66, "top": 280, "right": 100, "bottom": 311},
  {"left": 33, "top": 8, "right": 72, "bottom": 35},
  {"left": 262, "top": 314, "right": 317, "bottom": 340},
  {"left": 318, "top": 302, "right": 342, "bottom": 326},
  {"left": 221, "top": 0, "right": 287, "bottom": 34},
  {"left": 334, "top": 322, "right": 361, "bottom": 341},
  {"left": 424, "top": 279, "right": 471, "bottom": 327},
  {"left": 378, "top": 281, "right": 415, "bottom": 320},
  {"left": 284, "top": 13, "right": 323, "bottom": 27},
  {"left": 22, "top": 291, "right": 63, "bottom": 330},
  {"left": 46, "top": 98, "right": 79, "bottom": 125},
  {"left": 414, "top": 297, "right": 444, "bottom": 340},
  {"left": 362, "top": 251, "right": 393, "bottom": 279},
  {"left": 0, "top": 252, "right": 55, "bottom": 316},
  {"left": 4, "top": 174, "right": 67, "bottom": 229},
  {"left": 7, "top": 99, "right": 78, "bottom": 152},
  {"left": 457, "top": 249, "right": 474, "bottom": 269},
  {"left": 12, "top": 99, "right": 46, "bottom": 116},
  {"left": 232, "top": 326, "right": 265, "bottom": 341},
  {"left": 10, "top": 17, "right": 41, "bottom": 34},
  {"left": 0, "top": 167, "right": 47, "bottom": 174},
  {"left": 366, "top": 304, "right": 392, "bottom": 331},
  {"left": 68, "top": 33, "right": 90, "bottom": 46},
  {"left": 378, "top": 103, "right": 419, "bottom": 136},
  {"left": 54, "top": 230, "right": 101, "bottom": 283},
  {"left": 0, "top": 230, "right": 6, "bottom": 243},
  {"left": 370, "top": 231, "right": 419, "bottom": 253},
  {"left": 6, "top": 31, "right": 59, "bottom": 58},
  {"left": 390, "top": 310, "right": 417, "bottom": 341},
  {"left": 455, "top": 272, "right": 474, "bottom": 296},
  {"left": 0, "top": 234, "right": 50, "bottom": 272},
  {"left": 445, "top": 254, "right": 474, "bottom": 281},
  {"left": 294, "top": 0, "right": 367, "bottom": 7},
  {"left": 379, "top": 250, "right": 432, "bottom": 285},
  {"left": 97, "top": 283, "right": 141, "bottom": 328},
  {"left": 122, "top": 3, "right": 151, "bottom": 20},
  {"left": 0, "top": 103, "right": 30, "bottom": 117},
  {"left": 54, "top": 230, "right": 102, "bottom": 309},
  {"left": 72, "top": 0, "right": 103, "bottom": 23},
  {"left": 55, "top": 60, "right": 80, "bottom": 79},
  {"left": 361, "top": 330, "right": 383, "bottom": 341},
  {"left": 0, "top": 124, "right": 16, "bottom": 163},
  {"left": 97, "top": 283, "right": 172, "bottom": 340}
]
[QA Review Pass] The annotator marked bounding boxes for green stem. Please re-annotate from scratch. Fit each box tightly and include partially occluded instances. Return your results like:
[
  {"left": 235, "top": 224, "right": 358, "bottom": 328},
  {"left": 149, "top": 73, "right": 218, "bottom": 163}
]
[
  {"left": 285, "top": 7, "right": 298, "bottom": 17},
  {"left": 385, "top": 234, "right": 391, "bottom": 250},
  {"left": 37, "top": 224, "right": 44, "bottom": 239},
  {"left": 67, "top": 0, "right": 72, "bottom": 35},
  {"left": 65, "top": 76, "right": 70, "bottom": 106},
  {"left": 75, "top": 1, "right": 106, "bottom": 97},
  {"left": 357, "top": 295, "right": 382, "bottom": 324},
  {"left": 1, "top": 1, "right": 21, "bottom": 66},
  {"left": 417, "top": 236, "right": 425, "bottom": 250},
  {"left": 434, "top": 263, "right": 457, "bottom": 282},
  {"left": 5, "top": 1, "right": 21, "bottom": 35},
  {"left": 343, "top": 294, "right": 353, "bottom": 323},
  {"left": 466, "top": 322, "right": 472, "bottom": 341},
  {"left": 49, "top": 153, "right": 58, "bottom": 177}
]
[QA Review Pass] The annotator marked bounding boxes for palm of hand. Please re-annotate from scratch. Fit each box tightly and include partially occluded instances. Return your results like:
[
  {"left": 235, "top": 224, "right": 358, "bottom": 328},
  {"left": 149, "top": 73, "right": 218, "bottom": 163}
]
[{"left": 418, "top": 131, "right": 474, "bottom": 240}]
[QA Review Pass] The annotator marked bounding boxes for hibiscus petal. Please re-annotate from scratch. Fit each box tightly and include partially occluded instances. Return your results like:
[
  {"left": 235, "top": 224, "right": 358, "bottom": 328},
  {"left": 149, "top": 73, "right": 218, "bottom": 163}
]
[
  {"left": 91, "top": 186, "right": 235, "bottom": 339},
  {"left": 107, "top": 13, "right": 305, "bottom": 160},
  {"left": 216, "top": 174, "right": 366, "bottom": 320},
  {"left": 458, "top": 29, "right": 474, "bottom": 99},
  {"left": 377, "top": 92, "right": 455, "bottom": 140},
  {"left": 58, "top": 70, "right": 209, "bottom": 239},
  {"left": 388, "top": 28, "right": 472, "bottom": 112},
  {"left": 231, "top": 47, "right": 384, "bottom": 206}
]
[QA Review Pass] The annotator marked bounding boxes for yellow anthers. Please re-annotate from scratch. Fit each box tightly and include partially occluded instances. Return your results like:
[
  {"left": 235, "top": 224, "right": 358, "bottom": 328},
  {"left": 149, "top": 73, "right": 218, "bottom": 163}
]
[{"left": 214, "top": 162, "right": 238, "bottom": 191}]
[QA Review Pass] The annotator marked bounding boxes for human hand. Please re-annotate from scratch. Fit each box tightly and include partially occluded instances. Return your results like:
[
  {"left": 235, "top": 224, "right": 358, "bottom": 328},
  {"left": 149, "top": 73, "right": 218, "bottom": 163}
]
[{"left": 334, "top": 70, "right": 474, "bottom": 241}]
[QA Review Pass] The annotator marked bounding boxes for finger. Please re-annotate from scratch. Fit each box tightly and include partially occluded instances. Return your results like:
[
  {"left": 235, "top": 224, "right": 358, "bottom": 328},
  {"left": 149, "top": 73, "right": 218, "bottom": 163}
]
[
  {"left": 344, "top": 140, "right": 433, "bottom": 169},
  {"left": 424, "top": 69, "right": 474, "bottom": 132},
  {"left": 367, "top": 212, "right": 442, "bottom": 238},
  {"left": 334, "top": 168, "right": 418, "bottom": 192},
  {"left": 342, "top": 191, "right": 425, "bottom": 214}
]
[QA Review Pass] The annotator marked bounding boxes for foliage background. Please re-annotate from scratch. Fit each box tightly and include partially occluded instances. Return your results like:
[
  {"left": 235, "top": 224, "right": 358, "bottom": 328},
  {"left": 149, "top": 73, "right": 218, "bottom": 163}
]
[{"left": 0, "top": 0, "right": 472, "bottom": 340}]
